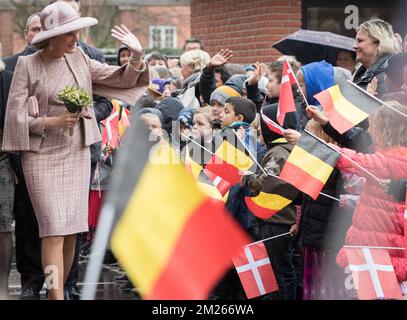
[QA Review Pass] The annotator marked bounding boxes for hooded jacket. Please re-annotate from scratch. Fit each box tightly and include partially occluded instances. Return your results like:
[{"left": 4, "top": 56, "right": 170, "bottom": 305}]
[
  {"left": 117, "top": 45, "right": 130, "bottom": 66},
  {"left": 301, "top": 60, "right": 335, "bottom": 106},
  {"left": 156, "top": 97, "right": 184, "bottom": 135}
]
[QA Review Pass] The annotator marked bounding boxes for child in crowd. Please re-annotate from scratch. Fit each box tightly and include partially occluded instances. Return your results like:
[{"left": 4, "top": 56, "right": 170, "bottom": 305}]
[
  {"left": 241, "top": 104, "right": 301, "bottom": 300},
  {"left": 333, "top": 102, "right": 407, "bottom": 297}
]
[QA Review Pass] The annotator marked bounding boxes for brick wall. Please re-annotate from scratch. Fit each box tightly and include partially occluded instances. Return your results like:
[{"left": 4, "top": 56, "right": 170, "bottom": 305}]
[
  {"left": 0, "top": 10, "right": 15, "bottom": 56},
  {"left": 1, "top": 4, "right": 190, "bottom": 56},
  {"left": 119, "top": 5, "right": 191, "bottom": 50},
  {"left": 191, "top": 0, "right": 302, "bottom": 64}
]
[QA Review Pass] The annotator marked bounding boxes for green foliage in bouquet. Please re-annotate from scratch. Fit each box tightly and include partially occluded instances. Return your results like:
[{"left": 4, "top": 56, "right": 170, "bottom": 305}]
[{"left": 58, "top": 86, "right": 93, "bottom": 113}]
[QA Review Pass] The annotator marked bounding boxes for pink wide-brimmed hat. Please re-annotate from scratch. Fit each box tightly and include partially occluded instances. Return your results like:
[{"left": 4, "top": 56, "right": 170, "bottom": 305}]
[{"left": 31, "top": 2, "right": 98, "bottom": 45}]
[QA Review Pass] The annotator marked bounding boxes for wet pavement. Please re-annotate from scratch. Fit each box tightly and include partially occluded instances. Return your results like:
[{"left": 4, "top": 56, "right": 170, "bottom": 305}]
[
  {"left": 7, "top": 228, "right": 139, "bottom": 300},
  {"left": 8, "top": 257, "right": 139, "bottom": 300}
]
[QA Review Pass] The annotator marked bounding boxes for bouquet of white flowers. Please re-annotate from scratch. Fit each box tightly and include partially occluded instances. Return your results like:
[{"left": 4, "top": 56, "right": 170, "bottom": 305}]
[{"left": 58, "top": 86, "right": 93, "bottom": 135}]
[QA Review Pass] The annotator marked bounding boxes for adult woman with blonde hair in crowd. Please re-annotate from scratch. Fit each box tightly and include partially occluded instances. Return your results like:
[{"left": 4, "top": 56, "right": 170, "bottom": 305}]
[
  {"left": 0, "top": 45, "right": 14, "bottom": 299},
  {"left": 177, "top": 49, "right": 210, "bottom": 108},
  {"left": 1, "top": 2, "right": 149, "bottom": 299},
  {"left": 353, "top": 18, "right": 400, "bottom": 96}
]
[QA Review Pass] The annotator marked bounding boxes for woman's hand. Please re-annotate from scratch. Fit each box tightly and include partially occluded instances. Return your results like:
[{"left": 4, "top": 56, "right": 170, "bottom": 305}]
[
  {"left": 208, "top": 49, "right": 233, "bottom": 70},
  {"left": 306, "top": 105, "right": 328, "bottom": 125},
  {"left": 44, "top": 112, "right": 79, "bottom": 129},
  {"left": 284, "top": 129, "right": 301, "bottom": 145},
  {"left": 111, "top": 24, "right": 144, "bottom": 57},
  {"left": 367, "top": 77, "right": 378, "bottom": 96}
]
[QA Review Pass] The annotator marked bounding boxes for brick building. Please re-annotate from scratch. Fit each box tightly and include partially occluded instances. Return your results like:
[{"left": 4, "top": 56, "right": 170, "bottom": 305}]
[
  {"left": 0, "top": 0, "right": 191, "bottom": 57},
  {"left": 191, "top": 0, "right": 407, "bottom": 64}
]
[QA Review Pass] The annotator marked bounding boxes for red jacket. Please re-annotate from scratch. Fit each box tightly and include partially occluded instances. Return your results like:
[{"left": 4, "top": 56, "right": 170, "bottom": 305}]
[{"left": 335, "top": 146, "right": 407, "bottom": 282}]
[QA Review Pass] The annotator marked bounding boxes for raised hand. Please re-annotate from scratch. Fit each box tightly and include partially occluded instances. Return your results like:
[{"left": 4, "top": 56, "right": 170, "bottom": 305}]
[
  {"left": 247, "top": 61, "right": 263, "bottom": 86},
  {"left": 208, "top": 49, "right": 233, "bottom": 69},
  {"left": 367, "top": 77, "right": 378, "bottom": 96},
  {"left": 306, "top": 105, "right": 328, "bottom": 125},
  {"left": 111, "top": 24, "right": 143, "bottom": 57}
]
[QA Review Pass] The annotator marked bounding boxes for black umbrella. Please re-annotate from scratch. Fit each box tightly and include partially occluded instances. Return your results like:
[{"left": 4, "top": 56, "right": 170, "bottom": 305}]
[{"left": 272, "top": 29, "right": 355, "bottom": 65}]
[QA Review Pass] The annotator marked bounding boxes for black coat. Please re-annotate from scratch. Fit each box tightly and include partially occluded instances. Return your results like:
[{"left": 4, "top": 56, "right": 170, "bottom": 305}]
[
  {"left": 0, "top": 69, "right": 13, "bottom": 135},
  {"left": 3, "top": 46, "right": 37, "bottom": 72},
  {"left": 299, "top": 168, "right": 347, "bottom": 250},
  {"left": 353, "top": 53, "right": 392, "bottom": 97},
  {"left": 78, "top": 41, "right": 105, "bottom": 63}
]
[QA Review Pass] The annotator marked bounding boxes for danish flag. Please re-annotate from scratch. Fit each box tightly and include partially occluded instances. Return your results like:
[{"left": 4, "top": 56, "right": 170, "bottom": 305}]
[
  {"left": 101, "top": 99, "right": 130, "bottom": 151},
  {"left": 260, "top": 107, "right": 285, "bottom": 136},
  {"left": 345, "top": 247, "right": 402, "bottom": 300},
  {"left": 232, "top": 242, "right": 278, "bottom": 299},
  {"left": 277, "top": 61, "right": 296, "bottom": 126},
  {"left": 203, "top": 168, "right": 232, "bottom": 197}
]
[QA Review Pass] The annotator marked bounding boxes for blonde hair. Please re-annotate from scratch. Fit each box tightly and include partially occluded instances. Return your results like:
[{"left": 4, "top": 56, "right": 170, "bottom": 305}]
[
  {"left": 194, "top": 106, "right": 215, "bottom": 124},
  {"left": 305, "top": 118, "right": 337, "bottom": 145},
  {"left": 179, "top": 49, "right": 210, "bottom": 73},
  {"left": 276, "top": 55, "right": 302, "bottom": 68},
  {"left": 369, "top": 101, "right": 407, "bottom": 148},
  {"left": 357, "top": 19, "right": 400, "bottom": 57},
  {"left": 149, "top": 68, "right": 160, "bottom": 80}
]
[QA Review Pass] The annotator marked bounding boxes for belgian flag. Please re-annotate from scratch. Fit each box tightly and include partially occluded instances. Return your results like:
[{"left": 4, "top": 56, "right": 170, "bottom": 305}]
[
  {"left": 314, "top": 80, "right": 382, "bottom": 134},
  {"left": 205, "top": 139, "right": 254, "bottom": 186},
  {"left": 109, "top": 127, "right": 250, "bottom": 299},
  {"left": 279, "top": 131, "right": 340, "bottom": 200},
  {"left": 245, "top": 176, "right": 299, "bottom": 219}
]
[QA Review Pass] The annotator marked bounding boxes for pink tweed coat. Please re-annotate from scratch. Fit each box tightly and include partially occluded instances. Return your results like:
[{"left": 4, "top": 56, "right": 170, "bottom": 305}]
[
  {"left": 1, "top": 47, "right": 149, "bottom": 237},
  {"left": 2, "top": 47, "right": 149, "bottom": 152}
]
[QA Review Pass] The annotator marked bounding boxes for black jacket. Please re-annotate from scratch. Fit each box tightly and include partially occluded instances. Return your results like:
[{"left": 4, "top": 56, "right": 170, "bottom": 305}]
[
  {"left": 353, "top": 53, "right": 392, "bottom": 97},
  {"left": 0, "top": 69, "right": 12, "bottom": 140},
  {"left": 199, "top": 66, "right": 216, "bottom": 105},
  {"left": 78, "top": 41, "right": 105, "bottom": 63},
  {"left": 299, "top": 169, "right": 343, "bottom": 249},
  {"left": 3, "top": 46, "right": 37, "bottom": 72},
  {"left": 321, "top": 121, "right": 373, "bottom": 153}
]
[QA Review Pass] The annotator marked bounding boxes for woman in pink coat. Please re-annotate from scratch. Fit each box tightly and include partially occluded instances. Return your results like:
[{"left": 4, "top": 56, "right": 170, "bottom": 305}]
[
  {"left": 1, "top": 2, "right": 148, "bottom": 299},
  {"left": 334, "top": 102, "right": 407, "bottom": 293}
]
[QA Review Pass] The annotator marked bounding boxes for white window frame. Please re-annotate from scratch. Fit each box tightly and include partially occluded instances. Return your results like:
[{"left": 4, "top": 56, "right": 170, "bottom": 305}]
[{"left": 149, "top": 25, "right": 177, "bottom": 49}]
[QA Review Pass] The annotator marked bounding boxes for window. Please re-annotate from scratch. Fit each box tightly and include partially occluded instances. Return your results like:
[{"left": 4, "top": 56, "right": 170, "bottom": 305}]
[
  {"left": 302, "top": 0, "right": 407, "bottom": 36},
  {"left": 149, "top": 26, "right": 177, "bottom": 49}
]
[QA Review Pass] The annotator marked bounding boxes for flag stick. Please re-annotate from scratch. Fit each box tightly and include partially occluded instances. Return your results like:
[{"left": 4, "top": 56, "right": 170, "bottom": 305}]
[
  {"left": 233, "top": 130, "right": 340, "bottom": 202},
  {"left": 346, "top": 80, "right": 407, "bottom": 120},
  {"left": 304, "top": 129, "right": 381, "bottom": 184},
  {"left": 81, "top": 203, "right": 117, "bottom": 300},
  {"left": 260, "top": 107, "right": 286, "bottom": 134},
  {"left": 319, "top": 191, "right": 340, "bottom": 202},
  {"left": 246, "top": 231, "right": 292, "bottom": 247},
  {"left": 184, "top": 130, "right": 341, "bottom": 203},
  {"left": 181, "top": 134, "right": 215, "bottom": 156},
  {"left": 344, "top": 245, "right": 405, "bottom": 251},
  {"left": 287, "top": 59, "right": 309, "bottom": 107},
  {"left": 232, "top": 130, "right": 268, "bottom": 176}
]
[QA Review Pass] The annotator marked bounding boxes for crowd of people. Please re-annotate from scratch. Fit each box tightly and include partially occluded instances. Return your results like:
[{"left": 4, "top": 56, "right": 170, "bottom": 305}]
[{"left": 0, "top": 0, "right": 406, "bottom": 300}]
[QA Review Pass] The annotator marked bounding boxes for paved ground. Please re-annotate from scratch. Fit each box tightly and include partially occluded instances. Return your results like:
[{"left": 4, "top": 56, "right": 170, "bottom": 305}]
[{"left": 7, "top": 227, "right": 138, "bottom": 300}]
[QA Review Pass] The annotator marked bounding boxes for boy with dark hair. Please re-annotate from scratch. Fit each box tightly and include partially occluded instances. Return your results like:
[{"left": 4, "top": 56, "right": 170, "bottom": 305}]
[
  {"left": 209, "top": 97, "right": 264, "bottom": 300},
  {"left": 220, "top": 96, "right": 256, "bottom": 129}
]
